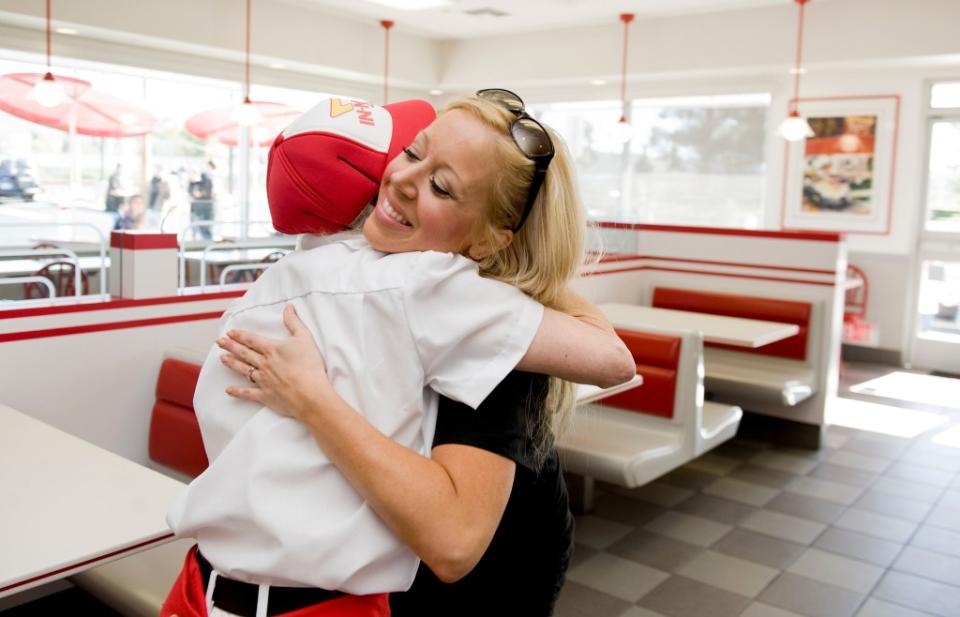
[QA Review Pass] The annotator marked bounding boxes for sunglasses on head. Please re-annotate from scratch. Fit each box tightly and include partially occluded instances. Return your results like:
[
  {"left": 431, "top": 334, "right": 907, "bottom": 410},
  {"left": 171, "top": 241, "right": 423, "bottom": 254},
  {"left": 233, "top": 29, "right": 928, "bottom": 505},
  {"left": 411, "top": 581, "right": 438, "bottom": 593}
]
[{"left": 476, "top": 88, "right": 555, "bottom": 232}]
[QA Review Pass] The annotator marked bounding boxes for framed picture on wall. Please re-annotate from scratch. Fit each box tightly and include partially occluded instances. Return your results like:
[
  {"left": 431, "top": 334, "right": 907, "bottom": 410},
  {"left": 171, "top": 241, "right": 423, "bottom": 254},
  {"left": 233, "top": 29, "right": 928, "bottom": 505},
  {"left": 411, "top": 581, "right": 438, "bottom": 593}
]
[{"left": 780, "top": 95, "right": 900, "bottom": 235}]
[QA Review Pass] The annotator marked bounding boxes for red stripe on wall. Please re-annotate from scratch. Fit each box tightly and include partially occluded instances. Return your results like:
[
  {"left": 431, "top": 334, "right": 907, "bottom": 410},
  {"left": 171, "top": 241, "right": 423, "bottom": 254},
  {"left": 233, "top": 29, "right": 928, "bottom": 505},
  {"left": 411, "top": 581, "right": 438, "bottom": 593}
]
[
  {"left": 593, "top": 221, "right": 842, "bottom": 242},
  {"left": 582, "top": 264, "right": 835, "bottom": 286},
  {"left": 0, "top": 291, "right": 244, "bottom": 320},
  {"left": 0, "top": 533, "right": 175, "bottom": 595},
  {"left": 0, "top": 311, "right": 224, "bottom": 343},
  {"left": 596, "top": 254, "right": 835, "bottom": 275}
]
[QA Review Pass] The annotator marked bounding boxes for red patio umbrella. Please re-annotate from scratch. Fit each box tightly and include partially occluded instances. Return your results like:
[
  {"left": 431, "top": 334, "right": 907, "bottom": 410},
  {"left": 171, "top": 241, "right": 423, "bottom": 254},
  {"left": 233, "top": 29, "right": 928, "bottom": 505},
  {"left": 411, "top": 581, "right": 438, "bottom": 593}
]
[
  {"left": 0, "top": 73, "right": 158, "bottom": 137},
  {"left": 183, "top": 101, "right": 300, "bottom": 148}
]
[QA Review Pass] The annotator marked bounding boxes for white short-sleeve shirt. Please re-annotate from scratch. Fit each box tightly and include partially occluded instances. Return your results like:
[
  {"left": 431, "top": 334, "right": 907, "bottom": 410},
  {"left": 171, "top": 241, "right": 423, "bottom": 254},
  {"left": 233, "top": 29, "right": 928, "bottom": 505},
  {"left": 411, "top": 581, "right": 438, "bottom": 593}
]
[{"left": 166, "top": 235, "right": 543, "bottom": 593}]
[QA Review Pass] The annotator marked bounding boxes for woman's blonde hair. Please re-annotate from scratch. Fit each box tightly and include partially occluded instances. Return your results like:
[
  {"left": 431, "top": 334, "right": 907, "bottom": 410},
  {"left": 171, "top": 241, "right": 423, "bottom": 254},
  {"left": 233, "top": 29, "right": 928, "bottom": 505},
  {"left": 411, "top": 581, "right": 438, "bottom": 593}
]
[{"left": 443, "top": 95, "right": 585, "bottom": 465}]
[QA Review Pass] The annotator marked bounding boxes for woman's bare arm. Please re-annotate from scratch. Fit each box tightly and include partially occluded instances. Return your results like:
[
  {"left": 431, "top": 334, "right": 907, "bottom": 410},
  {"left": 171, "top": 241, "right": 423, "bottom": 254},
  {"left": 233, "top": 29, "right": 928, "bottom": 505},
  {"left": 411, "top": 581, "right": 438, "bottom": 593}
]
[
  {"left": 219, "top": 305, "right": 514, "bottom": 582},
  {"left": 516, "top": 288, "right": 635, "bottom": 388}
]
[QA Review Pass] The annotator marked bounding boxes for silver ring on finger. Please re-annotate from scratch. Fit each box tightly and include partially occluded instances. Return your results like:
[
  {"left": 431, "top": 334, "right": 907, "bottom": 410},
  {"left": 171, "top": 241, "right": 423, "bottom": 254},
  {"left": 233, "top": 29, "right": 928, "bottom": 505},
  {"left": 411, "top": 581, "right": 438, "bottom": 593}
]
[{"left": 248, "top": 366, "right": 257, "bottom": 383}]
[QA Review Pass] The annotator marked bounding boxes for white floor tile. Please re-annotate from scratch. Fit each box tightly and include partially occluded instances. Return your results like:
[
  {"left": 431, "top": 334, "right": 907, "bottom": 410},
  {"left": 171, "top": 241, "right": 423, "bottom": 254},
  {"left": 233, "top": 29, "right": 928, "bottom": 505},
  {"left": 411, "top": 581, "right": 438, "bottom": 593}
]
[
  {"left": 739, "top": 509, "right": 826, "bottom": 545},
  {"left": 856, "top": 598, "right": 937, "bottom": 617},
  {"left": 788, "top": 548, "right": 885, "bottom": 593},
  {"left": 676, "top": 550, "right": 779, "bottom": 597},
  {"left": 749, "top": 451, "right": 818, "bottom": 475},
  {"left": 785, "top": 475, "right": 864, "bottom": 505},
  {"left": 566, "top": 552, "right": 669, "bottom": 603},
  {"left": 825, "top": 450, "right": 892, "bottom": 473},
  {"left": 927, "top": 505, "right": 960, "bottom": 533},
  {"left": 893, "top": 546, "right": 960, "bottom": 586},
  {"left": 742, "top": 603, "right": 808, "bottom": 617},
  {"left": 703, "top": 477, "right": 779, "bottom": 507},
  {"left": 685, "top": 453, "right": 742, "bottom": 475},
  {"left": 644, "top": 511, "right": 732, "bottom": 547},
  {"left": 835, "top": 509, "right": 917, "bottom": 543}
]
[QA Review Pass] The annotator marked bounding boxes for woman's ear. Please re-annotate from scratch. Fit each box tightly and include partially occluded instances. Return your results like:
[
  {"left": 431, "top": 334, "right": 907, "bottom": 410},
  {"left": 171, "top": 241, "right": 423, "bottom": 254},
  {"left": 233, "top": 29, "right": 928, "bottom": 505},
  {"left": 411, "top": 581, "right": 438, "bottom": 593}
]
[{"left": 467, "top": 228, "right": 514, "bottom": 261}]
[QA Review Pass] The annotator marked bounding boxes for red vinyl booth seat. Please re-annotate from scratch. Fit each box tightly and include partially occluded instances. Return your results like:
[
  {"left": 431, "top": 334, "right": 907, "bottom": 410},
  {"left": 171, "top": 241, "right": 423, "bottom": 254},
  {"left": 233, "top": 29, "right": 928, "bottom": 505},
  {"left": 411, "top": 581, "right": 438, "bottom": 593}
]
[
  {"left": 601, "top": 329, "right": 681, "bottom": 418},
  {"left": 652, "top": 287, "right": 812, "bottom": 361},
  {"left": 149, "top": 358, "right": 208, "bottom": 478}
]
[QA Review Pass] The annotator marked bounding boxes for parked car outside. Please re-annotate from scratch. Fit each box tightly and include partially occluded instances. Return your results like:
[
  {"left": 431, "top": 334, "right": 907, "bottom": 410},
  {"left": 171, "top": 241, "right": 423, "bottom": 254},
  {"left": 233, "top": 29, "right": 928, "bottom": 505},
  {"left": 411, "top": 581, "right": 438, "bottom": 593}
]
[{"left": 0, "top": 159, "right": 41, "bottom": 201}]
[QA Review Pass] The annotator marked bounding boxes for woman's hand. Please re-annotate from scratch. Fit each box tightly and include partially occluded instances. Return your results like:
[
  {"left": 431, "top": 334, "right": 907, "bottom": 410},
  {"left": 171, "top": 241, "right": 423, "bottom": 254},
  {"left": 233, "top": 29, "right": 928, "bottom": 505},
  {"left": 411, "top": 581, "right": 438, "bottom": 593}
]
[{"left": 217, "top": 304, "right": 331, "bottom": 422}]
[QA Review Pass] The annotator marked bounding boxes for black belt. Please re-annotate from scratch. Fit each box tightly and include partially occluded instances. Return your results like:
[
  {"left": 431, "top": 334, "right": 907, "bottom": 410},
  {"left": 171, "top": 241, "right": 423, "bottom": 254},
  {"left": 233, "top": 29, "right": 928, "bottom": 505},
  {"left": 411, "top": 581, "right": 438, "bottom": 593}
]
[{"left": 196, "top": 550, "right": 345, "bottom": 617}]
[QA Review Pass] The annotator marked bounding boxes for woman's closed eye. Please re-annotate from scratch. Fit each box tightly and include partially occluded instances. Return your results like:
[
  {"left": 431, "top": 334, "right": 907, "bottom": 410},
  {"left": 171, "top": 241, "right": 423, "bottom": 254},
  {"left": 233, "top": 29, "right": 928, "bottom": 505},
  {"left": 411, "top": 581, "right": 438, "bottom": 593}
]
[
  {"left": 429, "top": 176, "right": 453, "bottom": 199},
  {"left": 402, "top": 146, "right": 422, "bottom": 162}
]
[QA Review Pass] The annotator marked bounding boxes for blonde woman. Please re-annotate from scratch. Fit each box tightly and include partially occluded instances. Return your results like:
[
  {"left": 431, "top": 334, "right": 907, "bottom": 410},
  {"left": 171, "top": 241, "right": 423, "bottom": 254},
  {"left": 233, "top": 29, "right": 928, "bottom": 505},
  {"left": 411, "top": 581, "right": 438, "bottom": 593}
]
[{"left": 181, "top": 91, "right": 624, "bottom": 617}]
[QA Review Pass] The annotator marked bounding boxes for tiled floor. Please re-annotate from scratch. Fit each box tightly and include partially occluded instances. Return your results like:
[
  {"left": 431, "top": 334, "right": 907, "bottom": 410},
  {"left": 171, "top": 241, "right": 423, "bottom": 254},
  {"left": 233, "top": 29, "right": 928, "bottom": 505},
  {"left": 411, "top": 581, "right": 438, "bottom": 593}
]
[{"left": 556, "top": 362, "right": 960, "bottom": 617}]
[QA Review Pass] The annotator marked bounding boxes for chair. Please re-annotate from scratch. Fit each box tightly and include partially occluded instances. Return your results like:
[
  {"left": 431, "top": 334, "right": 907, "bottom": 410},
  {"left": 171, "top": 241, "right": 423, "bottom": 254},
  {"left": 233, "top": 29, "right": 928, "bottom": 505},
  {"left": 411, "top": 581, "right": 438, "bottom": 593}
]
[
  {"left": 24, "top": 260, "right": 89, "bottom": 299},
  {"left": 843, "top": 264, "right": 870, "bottom": 343},
  {"left": 224, "top": 250, "right": 287, "bottom": 284}
]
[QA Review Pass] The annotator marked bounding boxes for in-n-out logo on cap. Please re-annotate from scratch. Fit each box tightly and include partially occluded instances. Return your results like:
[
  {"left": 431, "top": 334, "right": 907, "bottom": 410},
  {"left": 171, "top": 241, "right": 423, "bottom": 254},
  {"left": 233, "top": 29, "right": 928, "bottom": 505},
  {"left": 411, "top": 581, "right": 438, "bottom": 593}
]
[{"left": 329, "top": 99, "right": 376, "bottom": 126}]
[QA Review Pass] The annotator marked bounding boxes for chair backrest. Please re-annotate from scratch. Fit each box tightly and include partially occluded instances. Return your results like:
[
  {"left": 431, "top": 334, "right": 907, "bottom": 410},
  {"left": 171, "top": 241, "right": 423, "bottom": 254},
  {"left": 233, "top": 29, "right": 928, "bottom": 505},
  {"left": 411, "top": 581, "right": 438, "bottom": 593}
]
[
  {"left": 844, "top": 264, "right": 868, "bottom": 319},
  {"left": 24, "top": 260, "right": 89, "bottom": 299},
  {"left": 652, "top": 286, "right": 812, "bottom": 361},
  {"left": 602, "top": 329, "right": 682, "bottom": 418},
  {"left": 149, "top": 358, "right": 208, "bottom": 477},
  {"left": 224, "top": 249, "right": 287, "bottom": 284}
]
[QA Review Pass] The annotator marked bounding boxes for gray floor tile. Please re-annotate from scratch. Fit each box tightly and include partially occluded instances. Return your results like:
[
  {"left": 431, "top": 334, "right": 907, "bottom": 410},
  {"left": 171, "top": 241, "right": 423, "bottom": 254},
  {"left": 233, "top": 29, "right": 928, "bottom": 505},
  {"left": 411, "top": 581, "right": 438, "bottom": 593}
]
[
  {"left": 713, "top": 528, "right": 807, "bottom": 570},
  {"left": 644, "top": 511, "right": 732, "bottom": 547},
  {"left": 788, "top": 547, "right": 885, "bottom": 593},
  {"left": 684, "top": 453, "right": 743, "bottom": 476},
  {"left": 835, "top": 509, "right": 918, "bottom": 543},
  {"left": 842, "top": 437, "right": 908, "bottom": 459},
  {"left": 703, "top": 477, "right": 780, "bottom": 507},
  {"left": 750, "top": 451, "right": 819, "bottom": 475},
  {"left": 676, "top": 550, "right": 779, "bottom": 597},
  {"left": 856, "top": 598, "right": 937, "bottom": 617},
  {"left": 854, "top": 490, "right": 933, "bottom": 523},
  {"left": 675, "top": 493, "right": 757, "bottom": 525},
  {"left": 813, "top": 527, "right": 904, "bottom": 567},
  {"left": 615, "top": 607, "right": 670, "bottom": 617},
  {"left": 766, "top": 491, "right": 847, "bottom": 525},
  {"left": 566, "top": 552, "right": 670, "bottom": 602},
  {"left": 660, "top": 467, "right": 725, "bottom": 491},
  {"left": 714, "top": 440, "right": 769, "bottom": 461},
  {"left": 940, "top": 490, "right": 960, "bottom": 510},
  {"left": 574, "top": 515, "right": 634, "bottom": 549},
  {"left": 607, "top": 528, "right": 703, "bottom": 572},
  {"left": 758, "top": 572, "right": 865, "bottom": 617},
  {"left": 593, "top": 493, "right": 665, "bottom": 527},
  {"left": 926, "top": 505, "right": 960, "bottom": 533},
  {"left": 741, "top": 603, "right": 809, "bottom": 617},
  {"left": 607, "top": 481, "right": 695, "bottom": 508},
  {"left": 893, "top": 546, "right": 960, "bottom": 586},
  {"left": 730, "top": 464, "right": 801, "bottom": 489},
  {"left": 886, "top": 462, "right": 955, "bottom": 488},
  {"left": 554, "top": 580, "right": 633, "bottom": 617},
  {"left": 569, "top": 543, "right": 599, "bottom": 570},
  {"left": 637, "top": 575, "right": 752, "bottom": 617},
  {"left": 825, "top": 449, "right": 893, "bottom": 474},
  {"left": 785, "top": 475, "right": 864, "bottom": 505},
  {"left": 898, "top": 447, "right": 960, "bottom": 473},
  {"left": 808, "top": 462, "right": 879, "bottom": 488},
  {"left": 873, "top": 571, "right": 960, "bottom": 617},
  {"left": 739, "top": 509, "right": 827, "bottom": 545},
  {"left": 911, "top": 524, "right": 960, "bottom": 558},
  {"left": 871, "top": 477, "right": 944, "bottom": 503}
]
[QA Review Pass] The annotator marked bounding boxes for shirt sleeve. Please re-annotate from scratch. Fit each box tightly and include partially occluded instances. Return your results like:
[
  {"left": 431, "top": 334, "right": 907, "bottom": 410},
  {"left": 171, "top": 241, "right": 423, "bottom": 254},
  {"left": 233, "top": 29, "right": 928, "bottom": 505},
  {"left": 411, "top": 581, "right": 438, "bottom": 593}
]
[{"left": 404, "top": 251, "right": 544, "bottom": 410}]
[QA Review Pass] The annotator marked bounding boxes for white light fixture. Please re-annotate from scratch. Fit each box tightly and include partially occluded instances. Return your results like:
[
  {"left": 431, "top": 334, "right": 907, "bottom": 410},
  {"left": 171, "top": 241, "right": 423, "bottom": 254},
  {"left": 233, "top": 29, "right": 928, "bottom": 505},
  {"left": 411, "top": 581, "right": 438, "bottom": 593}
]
[
  {"left": 365, "top": 0, "right": 451, "bottom": 10},
  {"left": 28, "top": 1, "right": 68, "bottom": 108},
  {"left": 30, "top": 72, "right": 67, "bottom": 107},
  {"left": 779, "top": 112, "right": 813, "bottom": 141},
  {"left": 779, "top": 0, "right": 812, "bottom": 142},
  {"left": 269, "top": 62, "right": 286, "bottom": 69},
  {"left": 55, "top": 27, "right": 78, "bottom": 35},
  {"left": 613, "top": 117, "right": 633, "bottom": 144},
  {"left": 233, "top": 96, "right": 262, "bottom": 127},
  {"left": 616, "top": 13, "right": 635, "bottom": 143},
  {"left": 591, "top": 79, "right": 607, "bottom": 86},
  {"left": 428, "top": 89, "right": 444, "bottom": 96}
]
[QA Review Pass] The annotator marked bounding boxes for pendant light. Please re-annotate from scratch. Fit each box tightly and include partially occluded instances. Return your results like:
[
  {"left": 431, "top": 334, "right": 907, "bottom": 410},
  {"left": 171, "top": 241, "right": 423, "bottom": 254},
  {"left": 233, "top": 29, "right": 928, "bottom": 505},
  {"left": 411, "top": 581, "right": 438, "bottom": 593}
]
[
  {"left": 381, "top": 20, "right": 395, "bottom": 105},
  {"left": 614, "top": 13, "right": 635, "bottom": 144},
  {"left": 233, "top": 0, "right": 261, "bottom": 127},
  {"left": 29, "top": 0, "right": 67, "bottom": 108},
  {"left": 779, "top": 0, "right": 814, "bottom": 141}
]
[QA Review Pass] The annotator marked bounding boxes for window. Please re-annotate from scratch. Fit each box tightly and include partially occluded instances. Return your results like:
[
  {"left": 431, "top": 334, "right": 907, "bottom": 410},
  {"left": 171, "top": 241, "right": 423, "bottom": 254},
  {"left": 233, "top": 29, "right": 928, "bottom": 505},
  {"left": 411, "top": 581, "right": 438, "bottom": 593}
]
[
  {"left": 931, "top": 82, "right": 960, "bottom": 109},
  {"left": 531, "top": 93, "right": 769, "bottom": 228}
]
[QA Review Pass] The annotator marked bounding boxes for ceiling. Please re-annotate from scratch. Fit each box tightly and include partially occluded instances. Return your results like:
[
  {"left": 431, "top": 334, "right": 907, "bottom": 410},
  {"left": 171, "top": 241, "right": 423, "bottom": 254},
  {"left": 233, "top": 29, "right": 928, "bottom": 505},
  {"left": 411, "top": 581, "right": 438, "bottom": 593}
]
[{"left": 282, "top": 0, "right": 801, "bottom": 39}]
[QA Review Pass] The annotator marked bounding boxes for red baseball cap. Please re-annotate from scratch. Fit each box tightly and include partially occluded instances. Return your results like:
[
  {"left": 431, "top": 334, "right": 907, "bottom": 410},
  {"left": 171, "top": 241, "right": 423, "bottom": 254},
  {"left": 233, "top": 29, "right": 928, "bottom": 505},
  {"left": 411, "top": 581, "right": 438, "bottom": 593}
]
[{"left": 267, "top": 98, "right": 436, "bottom": 234}]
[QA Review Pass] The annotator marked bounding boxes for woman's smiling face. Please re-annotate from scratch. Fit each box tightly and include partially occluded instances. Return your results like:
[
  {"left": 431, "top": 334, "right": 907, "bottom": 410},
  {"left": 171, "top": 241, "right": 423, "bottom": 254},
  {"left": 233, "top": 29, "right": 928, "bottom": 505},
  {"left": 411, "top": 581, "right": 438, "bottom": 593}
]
[{"left": 362, "top": 109, "right": 500, "bottom": 256}]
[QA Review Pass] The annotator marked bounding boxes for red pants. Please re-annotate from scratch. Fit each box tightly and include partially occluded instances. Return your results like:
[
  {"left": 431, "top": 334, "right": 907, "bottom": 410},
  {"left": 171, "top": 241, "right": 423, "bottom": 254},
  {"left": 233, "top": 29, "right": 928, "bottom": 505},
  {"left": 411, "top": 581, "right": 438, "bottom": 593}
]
[{"left": 161, "top": 546, "right": 390, "bottom": 617}]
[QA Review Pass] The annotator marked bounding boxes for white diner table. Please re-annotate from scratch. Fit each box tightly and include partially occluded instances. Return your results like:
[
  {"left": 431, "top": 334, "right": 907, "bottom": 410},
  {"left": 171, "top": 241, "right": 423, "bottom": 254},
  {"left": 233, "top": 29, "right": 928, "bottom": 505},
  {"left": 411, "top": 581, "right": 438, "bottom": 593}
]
[
  {"left": 0, "top": 403, "right": 185, "bottom": 598},
  {"left": 600, "top": 303, "right": 799, "bottom": 348},
  {"left": 575, "top": 375, "right": 643, "bottom": 405}
]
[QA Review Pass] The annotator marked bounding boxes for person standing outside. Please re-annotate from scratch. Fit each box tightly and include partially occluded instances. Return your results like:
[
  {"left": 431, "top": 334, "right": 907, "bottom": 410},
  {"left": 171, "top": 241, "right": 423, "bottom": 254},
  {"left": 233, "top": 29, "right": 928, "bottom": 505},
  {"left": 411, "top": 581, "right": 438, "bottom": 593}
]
[
  {"left": 189, "top": 160, "right": 215, "bottom": 240},
  {"left": 105, "top": 163, "right": 125, "bottom": 214}
]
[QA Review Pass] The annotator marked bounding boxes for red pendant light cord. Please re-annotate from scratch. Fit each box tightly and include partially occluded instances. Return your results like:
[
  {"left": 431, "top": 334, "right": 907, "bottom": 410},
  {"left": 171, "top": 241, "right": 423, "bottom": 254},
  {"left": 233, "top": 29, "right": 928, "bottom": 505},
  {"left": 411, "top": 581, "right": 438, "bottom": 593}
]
[
  {"left": 381, "top": 20, "right": 394, "bottom": 105},
  {"left": 789, "top": 0, "right": 809, "bottom": 116},
  {"left": 243, "top": 0, "right": 252, "bottom": 104},
  {"left": 44, "top": 0, "right": 52, "bottom": 68},
  {"left": 619, "top": 13, "right": 634, "bottom": 123}
]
